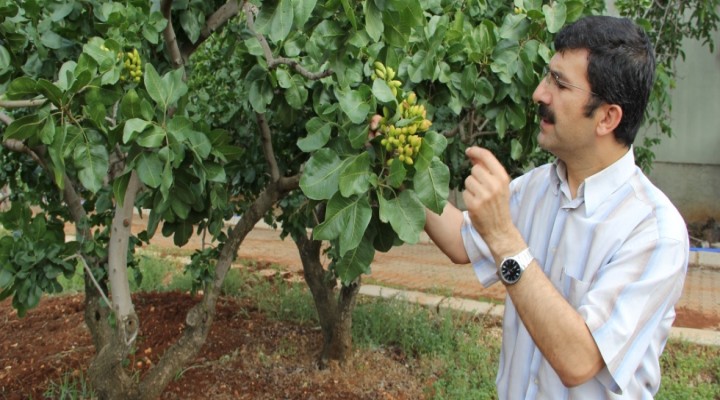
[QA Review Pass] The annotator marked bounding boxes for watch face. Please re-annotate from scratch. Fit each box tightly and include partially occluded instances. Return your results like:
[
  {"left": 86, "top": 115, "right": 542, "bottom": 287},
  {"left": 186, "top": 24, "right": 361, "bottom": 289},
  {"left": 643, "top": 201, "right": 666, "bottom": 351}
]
[{"left": 501, "top": 259, "right": 522, "bottom": 283}]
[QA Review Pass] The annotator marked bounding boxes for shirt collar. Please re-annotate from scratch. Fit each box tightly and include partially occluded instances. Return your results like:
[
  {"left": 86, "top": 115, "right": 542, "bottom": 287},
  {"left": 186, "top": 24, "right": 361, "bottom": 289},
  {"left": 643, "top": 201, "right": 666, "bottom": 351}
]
[{"left": 550, "top": 147, "right": 637, "bottom": 215}]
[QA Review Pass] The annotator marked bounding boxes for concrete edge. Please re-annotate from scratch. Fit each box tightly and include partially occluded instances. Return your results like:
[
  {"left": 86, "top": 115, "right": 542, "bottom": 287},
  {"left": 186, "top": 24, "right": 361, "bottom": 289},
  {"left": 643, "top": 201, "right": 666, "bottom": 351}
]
[{"left": 359, "top": 284, "right": 720, "bottom": 347}]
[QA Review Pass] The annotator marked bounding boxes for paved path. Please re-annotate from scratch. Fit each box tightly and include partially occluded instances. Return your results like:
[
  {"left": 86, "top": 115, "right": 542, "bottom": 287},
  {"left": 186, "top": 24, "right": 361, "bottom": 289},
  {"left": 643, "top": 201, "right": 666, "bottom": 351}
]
[
  {"left": 228, "top": 223, "right": 720, "bottom": 333},
  {"left": 131, "top": 217, "right": 720, "bottom": 334}
]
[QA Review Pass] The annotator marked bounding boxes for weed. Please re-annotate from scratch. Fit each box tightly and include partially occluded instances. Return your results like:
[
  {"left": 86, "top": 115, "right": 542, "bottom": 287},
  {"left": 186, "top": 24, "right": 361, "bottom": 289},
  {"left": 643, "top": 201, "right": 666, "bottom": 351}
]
[{"left": 42, "top": 370, "right": 95, "bottom": 399}]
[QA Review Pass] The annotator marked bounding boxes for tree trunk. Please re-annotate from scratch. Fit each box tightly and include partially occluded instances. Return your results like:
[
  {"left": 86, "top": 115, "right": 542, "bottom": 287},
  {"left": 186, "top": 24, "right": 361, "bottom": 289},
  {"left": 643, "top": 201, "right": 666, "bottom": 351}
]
[
  {"left": 294, "top": 233, "right": 360, "bottom": 368},
  {"left": 131, "top": 176, "right": 299, "bottom": 400}
]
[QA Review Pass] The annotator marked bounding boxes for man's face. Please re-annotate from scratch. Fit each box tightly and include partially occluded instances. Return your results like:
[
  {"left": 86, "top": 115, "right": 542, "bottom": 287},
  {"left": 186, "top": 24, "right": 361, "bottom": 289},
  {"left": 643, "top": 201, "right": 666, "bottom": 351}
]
[{"left": 532, "top": 49, "right": 600, "bottom": 159}]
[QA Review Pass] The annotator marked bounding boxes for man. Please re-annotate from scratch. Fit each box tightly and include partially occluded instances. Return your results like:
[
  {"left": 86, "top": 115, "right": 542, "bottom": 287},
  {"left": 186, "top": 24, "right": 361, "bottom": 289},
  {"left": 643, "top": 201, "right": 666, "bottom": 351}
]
[{"left": 425, "top": 16, "right": 688, "bottom": 399}]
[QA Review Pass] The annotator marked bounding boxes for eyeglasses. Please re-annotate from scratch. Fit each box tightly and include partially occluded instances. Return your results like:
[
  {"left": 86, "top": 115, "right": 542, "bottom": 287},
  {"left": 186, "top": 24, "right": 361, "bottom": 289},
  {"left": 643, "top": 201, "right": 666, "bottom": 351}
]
[{"left": 543, "top": 67, "right": 598, "bottom": 96}]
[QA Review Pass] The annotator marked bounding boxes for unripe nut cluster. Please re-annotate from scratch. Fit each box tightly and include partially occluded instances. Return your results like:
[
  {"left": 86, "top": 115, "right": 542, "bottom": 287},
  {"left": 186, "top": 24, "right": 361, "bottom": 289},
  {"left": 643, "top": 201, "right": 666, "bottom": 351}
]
[
  {"left": 120, "top": 48, "right": 143, "bottom": 83},
  {"left": 372, "top": 61, "right": 433, "bottom": 166}
]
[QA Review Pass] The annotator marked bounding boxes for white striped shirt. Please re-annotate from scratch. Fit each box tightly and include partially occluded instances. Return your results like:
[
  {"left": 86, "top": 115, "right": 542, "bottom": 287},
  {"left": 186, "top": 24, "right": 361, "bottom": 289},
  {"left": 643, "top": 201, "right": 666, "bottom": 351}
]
[{"left": 462, "top": 148, "right": 689, "bottom": 399}]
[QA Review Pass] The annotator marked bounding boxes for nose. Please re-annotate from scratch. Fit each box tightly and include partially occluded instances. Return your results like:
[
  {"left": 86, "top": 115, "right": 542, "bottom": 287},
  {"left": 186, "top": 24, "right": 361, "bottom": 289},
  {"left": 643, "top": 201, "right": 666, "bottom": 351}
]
[{"left": 532, "top": 76, "right": 550, "bottom": 105}]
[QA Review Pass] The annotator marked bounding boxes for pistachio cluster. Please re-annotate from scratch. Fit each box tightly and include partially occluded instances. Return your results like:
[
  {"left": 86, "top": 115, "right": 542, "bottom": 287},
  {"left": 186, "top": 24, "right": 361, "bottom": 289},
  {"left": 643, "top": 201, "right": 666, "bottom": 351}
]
[
  {"left": 120, "top": 48, "right": 143, "bottom": 83},
  {"left": 371, "top": 62, "right": 433, "bottom": 166}
]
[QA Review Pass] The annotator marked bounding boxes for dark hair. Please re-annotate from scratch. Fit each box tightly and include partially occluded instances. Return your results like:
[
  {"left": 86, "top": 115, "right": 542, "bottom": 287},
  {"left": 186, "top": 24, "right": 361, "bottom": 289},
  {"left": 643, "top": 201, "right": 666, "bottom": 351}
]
[{"left": 554, "top": 16, "right": 656, "bottom": 146}]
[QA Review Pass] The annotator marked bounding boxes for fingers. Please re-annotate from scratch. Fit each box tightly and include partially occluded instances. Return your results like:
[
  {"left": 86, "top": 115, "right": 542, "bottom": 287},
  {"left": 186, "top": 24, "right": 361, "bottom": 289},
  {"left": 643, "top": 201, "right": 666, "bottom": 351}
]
[
  {"left": 465, "top": 146, "right": 509, "bottom": 181},
  {"left": 367, "top": 114, "right": 383, "bottom": 141}
]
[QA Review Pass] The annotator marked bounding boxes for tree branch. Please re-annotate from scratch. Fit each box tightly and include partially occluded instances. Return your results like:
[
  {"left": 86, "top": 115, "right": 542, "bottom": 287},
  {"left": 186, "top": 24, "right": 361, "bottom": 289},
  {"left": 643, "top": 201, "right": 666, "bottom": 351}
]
[
  {"left": 2, "top": 139, "right": 49, "bottom": 170},
  {"left": 243, "top": 2, "right": 333, "bottom": 80},
  {"left": 0, "top": 99, "right": 47, "bottom": 109},
  {"left": 0, "top": 112, "right": 11, "bottom": 126},
  {"left": 255, "top": 112, "right": 280, "bottom": 181},
  {"left": 107, "top": 171, "right": 142, "bottom": 346},
  {"left": 181, "top": 0, "right": 241, "bottom": 58},
  {"left": 160, "top": 0, "right": 185, "bottom": 68}
]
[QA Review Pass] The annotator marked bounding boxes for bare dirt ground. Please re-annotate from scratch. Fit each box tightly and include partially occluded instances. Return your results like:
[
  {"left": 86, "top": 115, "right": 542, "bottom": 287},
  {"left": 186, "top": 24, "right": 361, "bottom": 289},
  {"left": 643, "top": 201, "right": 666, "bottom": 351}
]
[
  {"left": 0, "top": 289, "right": 429, "bottom": 400},
  {"left": 1, "top": 217, "right": 718, "bottom": 399}
]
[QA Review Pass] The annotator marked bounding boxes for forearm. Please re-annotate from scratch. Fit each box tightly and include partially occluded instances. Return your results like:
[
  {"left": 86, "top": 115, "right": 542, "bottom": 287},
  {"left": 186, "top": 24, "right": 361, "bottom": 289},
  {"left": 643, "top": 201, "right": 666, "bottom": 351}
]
[
  {"left": 507, "top": 261, "right": 605, "bottom": 387},
  {"left": 424, "top": 204, "right": 470, "bottom": 264}
]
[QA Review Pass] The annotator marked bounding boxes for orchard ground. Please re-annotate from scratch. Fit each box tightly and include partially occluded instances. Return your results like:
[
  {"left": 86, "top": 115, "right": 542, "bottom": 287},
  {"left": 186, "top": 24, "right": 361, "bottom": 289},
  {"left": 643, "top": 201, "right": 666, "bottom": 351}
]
[{"left": 0, "top": 216, "right": 718, "bottom": 398}]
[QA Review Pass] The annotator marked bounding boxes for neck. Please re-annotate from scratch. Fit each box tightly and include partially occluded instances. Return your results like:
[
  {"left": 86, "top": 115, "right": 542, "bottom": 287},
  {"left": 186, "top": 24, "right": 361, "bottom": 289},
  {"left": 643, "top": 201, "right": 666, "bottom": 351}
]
[{"left": 562, "top": 145, "right": 629, "bottom": 198}]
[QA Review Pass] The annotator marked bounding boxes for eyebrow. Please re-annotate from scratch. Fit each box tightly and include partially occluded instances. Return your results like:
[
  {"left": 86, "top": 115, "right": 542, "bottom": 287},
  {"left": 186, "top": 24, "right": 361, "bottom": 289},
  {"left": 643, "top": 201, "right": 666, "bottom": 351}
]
[{"left": 548, "top": 67, "right": 567, "bottom": 81}]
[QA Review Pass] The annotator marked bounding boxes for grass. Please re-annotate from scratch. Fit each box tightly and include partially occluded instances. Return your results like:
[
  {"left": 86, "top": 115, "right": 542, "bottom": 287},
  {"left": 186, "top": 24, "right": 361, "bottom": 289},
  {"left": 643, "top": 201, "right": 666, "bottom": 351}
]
[
  {"left": 47, "top": 254, "right": 720, "bottom": 399},
  {"left": 42, "top": 371, "right": 94, "bottom": 400}
]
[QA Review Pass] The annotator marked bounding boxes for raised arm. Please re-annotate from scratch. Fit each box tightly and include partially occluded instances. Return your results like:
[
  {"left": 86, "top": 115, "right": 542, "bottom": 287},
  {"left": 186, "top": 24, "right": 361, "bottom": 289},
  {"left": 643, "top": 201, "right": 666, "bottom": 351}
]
[{"left": 424, "top": 203, "right": 470, "bottom": 264}]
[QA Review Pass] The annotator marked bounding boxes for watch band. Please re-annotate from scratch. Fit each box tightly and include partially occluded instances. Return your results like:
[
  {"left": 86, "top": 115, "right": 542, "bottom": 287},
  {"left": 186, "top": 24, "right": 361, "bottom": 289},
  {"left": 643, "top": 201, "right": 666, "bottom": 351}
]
[{"left": 511, "top": 248, "right": 533, "bottom": 269}]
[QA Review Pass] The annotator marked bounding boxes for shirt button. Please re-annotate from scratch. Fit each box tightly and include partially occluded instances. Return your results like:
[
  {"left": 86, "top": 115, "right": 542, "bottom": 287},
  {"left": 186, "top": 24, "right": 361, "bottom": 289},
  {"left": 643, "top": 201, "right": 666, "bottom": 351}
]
[{"left": 534, "top": 378, "right": 539, "bottom": 385}]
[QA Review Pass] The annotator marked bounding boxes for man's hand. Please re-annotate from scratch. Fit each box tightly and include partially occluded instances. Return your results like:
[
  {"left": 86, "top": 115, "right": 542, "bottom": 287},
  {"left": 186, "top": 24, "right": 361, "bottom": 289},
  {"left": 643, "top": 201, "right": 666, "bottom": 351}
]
[
  {"left": 368, "top": 114, "right": 383, "bottom": 140},
  {"left": 462, "top": 147, "right": 523, "bottom": 258}
]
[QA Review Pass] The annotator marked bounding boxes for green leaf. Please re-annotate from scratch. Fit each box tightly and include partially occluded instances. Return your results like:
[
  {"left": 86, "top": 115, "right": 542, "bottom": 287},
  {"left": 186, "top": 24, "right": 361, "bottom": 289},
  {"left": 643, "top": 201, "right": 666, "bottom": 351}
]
[
  {"left": 510, "top": 138, "right": 523, "bottom": 160},
  {"left": 373, "top": 220, "right": 399, "bottom": 252},
  {"left": 499, "top": 14, "right": 530, "bottom": 41},
  {"left": 172, "top": 220, "right": 194, "bottom": 247},
  {"left": 143, "top": 64, "right": 188, "bottom": 112},
  {"left": 6, "top": 77, "right": 38, "bottom": 100},
  {"left": 36, "top": 79, "right": 63, "bottom": 107},
  {"left": 136, "top": 125, "right": 166, "bottom": 148},
  {"left": 4, "top": 114, "right": 43, "bottom": 141},
  {"left": 339, "top": 152, "right": 373, "bottom": 197},
  {"left": 186, "top": 130, "right": 212, "bottom": 159},
  {"left": 335, "top": 86, "right": 372, "bottom": 124},
  {"left": 120, "top": 89, "right": 144, "bottom": 119},
  {"left": 180, "top": 10, "right": 202, "bottom": 43},
  {"left": 364, "top": 0, "right": 384, "bottom": 42},
  {"left": 298, "top": 117, "right": 332, "bottom": 152},
  {"left": 136, "top": 153, "right": 163, "bottom": 188},
  {"left": 74, "top": 144, "right": 108, "bottom": 194},
  {"left": 171, "top": 196, "right": 191, "bottom": 219},
  {"left": 204, "top": 162, "right": 226, "bottom": 183},
  {"left": 334, "top": 237, "right": 374, "bottom": 285},
  {"left": 68, "top": 69, "right": 93, "bottom": 95},
  {"left": 246, "top": 65, "right": 273, "bottom": 113},
  {"left": 269, "top": 0, "right": 294, "bottom": 43},
  {"left": 414, "top": 130, "right": 447, "bottom": 170},
  {"left": 123, "top": 118, "right": 151, "bottom": 144},
  {"left": 277, "top": 70, "right": 308, "bottom": 109},
  {"left": 113, "top": 173, "right": 131, "bottom": 208},
  {"left": 378, "top": 190, "right": 425, "bottom": 244},
  {"left": 543, "top": 2, "right": 567, "bottom": 33},
  {"left": 407, "top": 50, "right": 432, "bottom": 83},
  {"left": 299, "top": 148, "right": 342, "bottom": 200},
  {"left": 371, "top": 79, "right": 396, "bottom": 103},
  {"left": 413, "top": 157, "right": 449, "bottom": 214},
  {"left": 0, "top": 267, "right": 13, "bottom": 289},
  {"left": 347, "top": 124, "right": 369, "bottom": 149},
  {"left": 382, "top": 11, "right": 412, "bottom": 47},
  {"left": 0, "top": 45, "right": 11, "bottom": 75},
  {"left": 387, "top": 157, "right": 407, "bottom": 188},
  {"left": 293, "top": 0, "right": 316, "bottom": 28},
  {"left": 340, "top": 0, "right": 357, "bottom": 31},
  {"left": 39, "top": 115, "right": 56, "bottom": 145},
  {"left": 314, "top": 193, "right": 372, "bottom": 255}
]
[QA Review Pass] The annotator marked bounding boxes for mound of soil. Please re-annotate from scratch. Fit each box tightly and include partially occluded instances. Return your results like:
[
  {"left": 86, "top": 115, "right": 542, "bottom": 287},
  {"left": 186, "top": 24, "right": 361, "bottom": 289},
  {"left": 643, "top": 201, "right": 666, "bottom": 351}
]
[{"left": 0, "top": 291, "right": 427, "bottom": 399}]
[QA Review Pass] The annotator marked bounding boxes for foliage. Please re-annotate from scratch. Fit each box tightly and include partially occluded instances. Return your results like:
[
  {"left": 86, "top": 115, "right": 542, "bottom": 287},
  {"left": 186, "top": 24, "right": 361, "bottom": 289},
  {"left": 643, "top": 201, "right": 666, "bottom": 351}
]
[{"left": 187, "top": 0, "right": 614, "bottom": 288}]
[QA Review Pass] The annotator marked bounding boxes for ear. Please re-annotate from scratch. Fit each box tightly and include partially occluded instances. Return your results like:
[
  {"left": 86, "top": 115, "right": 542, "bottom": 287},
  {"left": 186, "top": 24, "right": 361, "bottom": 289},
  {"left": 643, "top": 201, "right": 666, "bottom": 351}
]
[{"left": 596, "top": 104, "right": 623, "bottom": 138}]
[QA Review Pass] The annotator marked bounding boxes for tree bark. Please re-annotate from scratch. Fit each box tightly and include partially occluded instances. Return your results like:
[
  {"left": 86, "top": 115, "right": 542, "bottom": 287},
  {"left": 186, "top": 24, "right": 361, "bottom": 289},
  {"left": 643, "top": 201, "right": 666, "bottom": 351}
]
[
  {"left": 294, "top": 232, "right": 360, "bottom": 368},
  {"left": 87, "top": 172, "right": 143, "bottom": 400},
  {"left": 131, "top": 176, "right": 299, "bottom": 400}
]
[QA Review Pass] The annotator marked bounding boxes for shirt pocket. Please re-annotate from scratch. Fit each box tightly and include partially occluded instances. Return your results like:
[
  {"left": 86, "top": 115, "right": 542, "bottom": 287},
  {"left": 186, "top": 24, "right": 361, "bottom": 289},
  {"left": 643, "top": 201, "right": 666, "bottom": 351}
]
[{"left": 561, "top": 269, "right": 592, "bottom": 309}]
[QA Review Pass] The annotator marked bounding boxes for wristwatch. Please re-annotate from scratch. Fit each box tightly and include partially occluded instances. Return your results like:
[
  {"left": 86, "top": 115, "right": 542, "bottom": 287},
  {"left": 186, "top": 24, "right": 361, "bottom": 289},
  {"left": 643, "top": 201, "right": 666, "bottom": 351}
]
[{"left": 498, "top": 248, "right": 534, "bottom": 285}]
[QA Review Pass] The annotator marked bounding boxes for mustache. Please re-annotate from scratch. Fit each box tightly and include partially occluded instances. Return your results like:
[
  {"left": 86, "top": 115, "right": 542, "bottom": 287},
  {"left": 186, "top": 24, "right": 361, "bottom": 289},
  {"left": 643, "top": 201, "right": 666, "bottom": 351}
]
[{"left": 538, "top": 103, "right": 555, "bottom": 124}]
